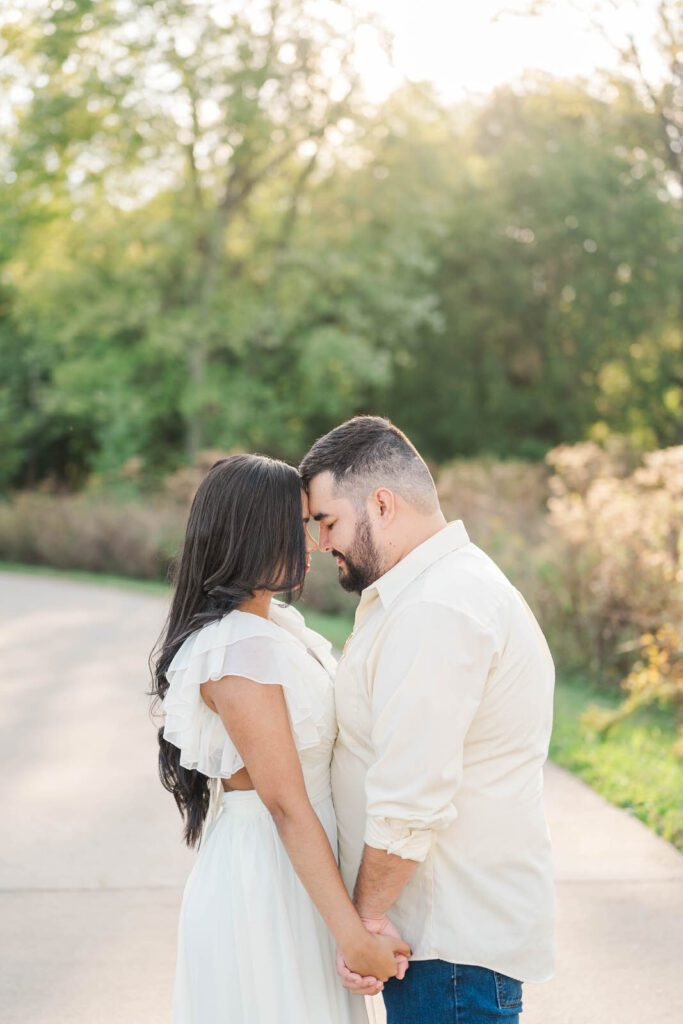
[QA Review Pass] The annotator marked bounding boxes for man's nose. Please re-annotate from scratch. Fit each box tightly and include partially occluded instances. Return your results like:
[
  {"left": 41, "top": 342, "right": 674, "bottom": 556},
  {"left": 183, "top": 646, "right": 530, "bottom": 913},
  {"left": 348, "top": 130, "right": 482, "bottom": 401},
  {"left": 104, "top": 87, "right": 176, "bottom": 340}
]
[{"left": 318, "top": 528, "right": 332, "bottom": 553}]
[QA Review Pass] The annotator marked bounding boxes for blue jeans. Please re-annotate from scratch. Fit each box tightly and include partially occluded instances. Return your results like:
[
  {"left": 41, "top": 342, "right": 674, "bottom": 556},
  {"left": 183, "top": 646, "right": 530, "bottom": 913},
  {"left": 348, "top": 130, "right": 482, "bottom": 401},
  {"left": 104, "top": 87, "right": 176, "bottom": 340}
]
[{"left": 382, "top": 959, "right": 523, "bottom": 1024}]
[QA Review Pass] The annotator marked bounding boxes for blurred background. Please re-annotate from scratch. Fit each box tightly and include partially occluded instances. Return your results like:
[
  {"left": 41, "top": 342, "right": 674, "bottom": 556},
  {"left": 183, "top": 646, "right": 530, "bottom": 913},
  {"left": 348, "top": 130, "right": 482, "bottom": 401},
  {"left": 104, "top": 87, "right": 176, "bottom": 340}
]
[{"left": 1, "top": 0, "right": 681, "bottom": 868}]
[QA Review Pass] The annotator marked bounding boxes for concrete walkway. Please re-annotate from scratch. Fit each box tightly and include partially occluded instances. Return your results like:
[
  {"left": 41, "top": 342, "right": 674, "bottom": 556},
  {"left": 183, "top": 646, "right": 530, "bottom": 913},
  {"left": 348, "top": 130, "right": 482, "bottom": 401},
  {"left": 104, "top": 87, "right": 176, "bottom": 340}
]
[{"left": 1, "top": 571, "right": 681, "bottom": 1023}]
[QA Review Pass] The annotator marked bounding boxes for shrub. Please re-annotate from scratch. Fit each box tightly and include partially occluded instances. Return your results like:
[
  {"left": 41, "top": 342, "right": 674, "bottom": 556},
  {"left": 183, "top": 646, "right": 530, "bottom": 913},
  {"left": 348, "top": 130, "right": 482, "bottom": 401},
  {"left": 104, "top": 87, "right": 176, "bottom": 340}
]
[
  {"left": 582, "top": 625, "right": 683, "bottom": 755},
  {"left": 0, "top": 491, "right": 183, "bottom": 580},
  {"left": 1, "top": 444, "right": 679, "bottom": 684},
  {"left": 539, "top": 443, "right": 683, "bottom": 676},
  {"left": 435, "top": 456, "right": 550, "bottom": 606}
]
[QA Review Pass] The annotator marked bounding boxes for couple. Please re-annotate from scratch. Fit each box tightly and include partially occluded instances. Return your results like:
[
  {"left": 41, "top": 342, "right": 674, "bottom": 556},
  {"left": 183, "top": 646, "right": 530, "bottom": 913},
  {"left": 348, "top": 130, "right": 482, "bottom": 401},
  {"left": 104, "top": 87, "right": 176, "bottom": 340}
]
[{"left": 152, "top": 416, "right": 555, "bottom": 1024}]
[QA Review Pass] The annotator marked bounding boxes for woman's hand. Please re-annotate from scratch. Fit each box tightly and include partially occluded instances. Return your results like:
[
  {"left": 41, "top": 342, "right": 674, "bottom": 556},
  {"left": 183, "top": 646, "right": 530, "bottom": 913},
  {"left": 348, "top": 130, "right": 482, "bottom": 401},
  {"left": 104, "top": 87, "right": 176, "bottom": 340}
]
[
  {"left": 342, "top": 931, "right": 411, "bottom": 981},
  {"left": 361, "top": 915, "right": 410, "bottom": 981},
  {"left": 335, "top": 949, "right": 384, "bottom": 997}
]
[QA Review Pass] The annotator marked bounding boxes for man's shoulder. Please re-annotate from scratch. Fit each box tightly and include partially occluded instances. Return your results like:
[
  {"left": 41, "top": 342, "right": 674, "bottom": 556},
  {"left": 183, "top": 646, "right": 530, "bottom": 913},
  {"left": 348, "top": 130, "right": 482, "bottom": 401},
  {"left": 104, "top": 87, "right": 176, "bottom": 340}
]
[{"left": 390, "top": 542, "right": 516, "bottom": 629}]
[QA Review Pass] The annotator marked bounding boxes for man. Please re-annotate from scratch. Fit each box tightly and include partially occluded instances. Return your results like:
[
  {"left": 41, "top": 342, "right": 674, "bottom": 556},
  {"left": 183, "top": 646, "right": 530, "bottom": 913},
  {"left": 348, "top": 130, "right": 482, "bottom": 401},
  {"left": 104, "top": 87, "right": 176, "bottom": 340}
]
[{"left": 299, "top": 416, "right": 555, "bottom": 1024}]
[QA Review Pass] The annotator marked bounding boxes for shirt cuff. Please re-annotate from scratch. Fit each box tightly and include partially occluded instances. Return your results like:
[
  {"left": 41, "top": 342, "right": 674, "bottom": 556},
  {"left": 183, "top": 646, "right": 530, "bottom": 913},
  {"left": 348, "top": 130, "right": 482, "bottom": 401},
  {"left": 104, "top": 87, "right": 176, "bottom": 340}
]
[{"left": 364, "top": 816, "right": 435, "bottom": 862}]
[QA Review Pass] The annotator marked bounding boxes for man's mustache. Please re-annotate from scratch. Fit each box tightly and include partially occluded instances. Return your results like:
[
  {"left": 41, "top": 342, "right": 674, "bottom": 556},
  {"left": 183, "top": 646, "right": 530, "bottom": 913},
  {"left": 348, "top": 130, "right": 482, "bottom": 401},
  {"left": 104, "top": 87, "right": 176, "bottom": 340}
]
[{"left": 331, "top": 550, "right": 346, "bottom": 562}]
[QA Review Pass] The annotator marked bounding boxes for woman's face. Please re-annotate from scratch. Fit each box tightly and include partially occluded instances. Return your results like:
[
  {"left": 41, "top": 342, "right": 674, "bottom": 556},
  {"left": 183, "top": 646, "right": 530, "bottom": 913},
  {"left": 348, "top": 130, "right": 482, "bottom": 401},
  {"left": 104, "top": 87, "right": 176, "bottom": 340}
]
[{"left": 301, "top": 489, "right": 319, "bottom": 574}]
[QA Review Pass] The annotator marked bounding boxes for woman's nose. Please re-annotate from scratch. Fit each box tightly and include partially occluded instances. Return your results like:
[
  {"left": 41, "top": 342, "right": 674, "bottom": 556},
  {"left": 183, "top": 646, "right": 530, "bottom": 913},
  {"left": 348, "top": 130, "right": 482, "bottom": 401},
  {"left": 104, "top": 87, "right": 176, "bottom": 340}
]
[{"left": 305, "top": 525, "right": 319, "bottom": 553}]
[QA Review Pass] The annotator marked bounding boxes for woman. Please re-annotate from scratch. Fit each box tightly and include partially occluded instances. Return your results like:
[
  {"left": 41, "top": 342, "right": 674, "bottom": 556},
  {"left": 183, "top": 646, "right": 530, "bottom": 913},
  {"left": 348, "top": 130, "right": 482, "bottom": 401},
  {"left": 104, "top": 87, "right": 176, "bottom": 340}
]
[{"left": 150, "top": 454, "right": 408, "bottom": 1023}]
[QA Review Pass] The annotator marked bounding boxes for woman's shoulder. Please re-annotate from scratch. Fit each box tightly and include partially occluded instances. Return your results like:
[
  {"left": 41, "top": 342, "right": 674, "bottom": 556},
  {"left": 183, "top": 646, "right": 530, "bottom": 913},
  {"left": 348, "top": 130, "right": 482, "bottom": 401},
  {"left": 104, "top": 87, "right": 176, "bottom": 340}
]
[
  {"left": 166, "top": 601, "right": 337, "bottom": 688},
  {"left": 168, "top": 607, "right": 289, "bottom": 674},
  {"left": 162, "top": 603, "right": 332, "bottom": 779}
]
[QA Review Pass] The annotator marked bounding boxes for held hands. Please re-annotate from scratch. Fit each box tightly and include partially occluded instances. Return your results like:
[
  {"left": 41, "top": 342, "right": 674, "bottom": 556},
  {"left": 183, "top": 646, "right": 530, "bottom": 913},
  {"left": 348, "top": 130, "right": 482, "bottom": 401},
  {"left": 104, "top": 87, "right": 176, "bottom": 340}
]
[
  {"left": 337, "top": 916, "right": 410, "bottom": 997},
  {"left": 362, "top": 916, "right": 410, "bottom": 981}
]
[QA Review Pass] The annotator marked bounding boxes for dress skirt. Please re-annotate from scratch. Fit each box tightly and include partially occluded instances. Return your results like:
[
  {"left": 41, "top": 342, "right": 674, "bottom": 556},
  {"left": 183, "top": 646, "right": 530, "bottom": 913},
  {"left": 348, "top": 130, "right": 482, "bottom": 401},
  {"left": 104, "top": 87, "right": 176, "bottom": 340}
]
[{"left": 171, "top": 788, "right": 370, "bottom": 1024}]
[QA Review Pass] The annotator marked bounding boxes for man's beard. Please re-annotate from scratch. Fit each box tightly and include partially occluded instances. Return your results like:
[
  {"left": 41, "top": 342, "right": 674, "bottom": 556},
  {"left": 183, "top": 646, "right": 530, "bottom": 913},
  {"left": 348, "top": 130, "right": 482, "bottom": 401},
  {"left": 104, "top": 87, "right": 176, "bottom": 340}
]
[{"left": 333, "top": 513, "right": 382, "bottom": 595}]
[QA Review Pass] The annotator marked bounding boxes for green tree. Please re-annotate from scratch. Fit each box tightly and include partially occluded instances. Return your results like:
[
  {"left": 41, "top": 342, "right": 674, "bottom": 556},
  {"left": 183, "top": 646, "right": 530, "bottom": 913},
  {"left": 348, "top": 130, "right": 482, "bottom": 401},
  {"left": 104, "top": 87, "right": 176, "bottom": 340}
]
[
  {"left": 387, "top": 80, "right": 683, "bottom": 458},
  {"left": 1, "top": 0, "right": 383, "bottom": 476}
]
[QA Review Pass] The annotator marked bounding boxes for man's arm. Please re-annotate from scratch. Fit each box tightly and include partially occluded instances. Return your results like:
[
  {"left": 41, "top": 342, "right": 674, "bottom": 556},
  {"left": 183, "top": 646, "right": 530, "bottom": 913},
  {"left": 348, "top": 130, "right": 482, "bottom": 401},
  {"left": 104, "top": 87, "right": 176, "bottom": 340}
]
[
  {"left": 358, "top": 601, "right": 497, "bottom": 917},
  {"left": 336, "top": 600, "right": 496, "bottom": 994},
  {"left": 353, "top": 845, "right": 417, "bottom": 919},
  {"left": 334, "top": 847, "right": 416, "bottom": 992}
]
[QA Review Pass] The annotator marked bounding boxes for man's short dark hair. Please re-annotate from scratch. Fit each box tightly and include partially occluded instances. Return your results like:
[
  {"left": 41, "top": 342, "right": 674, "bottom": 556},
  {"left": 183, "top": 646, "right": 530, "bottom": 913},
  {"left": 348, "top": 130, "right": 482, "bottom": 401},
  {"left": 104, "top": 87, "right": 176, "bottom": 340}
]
[{"left": 299, "top": 415, "right": 438, "bottom": 513}]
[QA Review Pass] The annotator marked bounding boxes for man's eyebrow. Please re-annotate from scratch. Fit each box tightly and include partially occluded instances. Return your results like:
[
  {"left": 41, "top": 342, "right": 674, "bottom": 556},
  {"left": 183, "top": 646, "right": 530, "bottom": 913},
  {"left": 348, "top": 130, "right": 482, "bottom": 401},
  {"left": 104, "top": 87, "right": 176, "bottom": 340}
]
[{"left": 312, "top": 512, "right": 332, "bottom": 522}]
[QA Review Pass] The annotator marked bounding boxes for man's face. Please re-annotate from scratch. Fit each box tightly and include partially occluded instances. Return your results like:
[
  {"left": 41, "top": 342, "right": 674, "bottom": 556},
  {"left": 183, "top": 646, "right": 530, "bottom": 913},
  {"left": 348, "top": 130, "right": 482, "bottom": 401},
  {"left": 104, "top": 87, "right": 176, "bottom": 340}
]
[{"left": 307, "top": 471, "right": 383, "bottom": 594}]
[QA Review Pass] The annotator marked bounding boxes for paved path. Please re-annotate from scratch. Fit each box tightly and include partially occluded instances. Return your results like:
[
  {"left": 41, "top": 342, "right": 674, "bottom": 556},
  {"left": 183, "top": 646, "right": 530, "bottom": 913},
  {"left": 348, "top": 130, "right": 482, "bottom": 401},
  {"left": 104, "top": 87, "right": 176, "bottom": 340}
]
[{"left": 1, "top": 572, "right": 681, "bottom": 1023}]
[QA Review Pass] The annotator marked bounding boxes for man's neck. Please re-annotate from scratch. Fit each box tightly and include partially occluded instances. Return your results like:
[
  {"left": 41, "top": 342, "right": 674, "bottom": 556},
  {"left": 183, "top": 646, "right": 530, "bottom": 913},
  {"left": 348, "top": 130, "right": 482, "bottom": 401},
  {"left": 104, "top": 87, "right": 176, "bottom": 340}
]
[{"left": 382, "top": 511, "right": 449, "bottom": 575}]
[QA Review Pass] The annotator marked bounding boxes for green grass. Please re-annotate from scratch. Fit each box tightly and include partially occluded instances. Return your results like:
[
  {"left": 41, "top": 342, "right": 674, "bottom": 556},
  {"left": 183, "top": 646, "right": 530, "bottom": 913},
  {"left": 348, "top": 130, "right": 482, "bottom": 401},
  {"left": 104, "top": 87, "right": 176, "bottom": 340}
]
[
  {"left": 552, "top": 676, "right": 683, "bottom": 852},
  {"left": 300, "top": 608, "right": 353, "bottom": 650}
]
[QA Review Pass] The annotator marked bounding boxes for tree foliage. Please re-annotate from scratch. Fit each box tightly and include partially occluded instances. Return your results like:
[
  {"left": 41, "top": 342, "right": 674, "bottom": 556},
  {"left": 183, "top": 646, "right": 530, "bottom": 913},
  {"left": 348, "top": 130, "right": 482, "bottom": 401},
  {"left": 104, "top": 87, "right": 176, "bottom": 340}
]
[{"left": 1, "top": 2, "right": 682, "bottom": 488}]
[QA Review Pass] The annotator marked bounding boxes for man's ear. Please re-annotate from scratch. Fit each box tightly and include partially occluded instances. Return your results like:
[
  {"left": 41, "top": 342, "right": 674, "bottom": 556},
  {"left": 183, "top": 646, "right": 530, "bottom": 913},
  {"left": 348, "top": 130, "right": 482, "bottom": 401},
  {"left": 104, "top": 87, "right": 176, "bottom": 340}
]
[{"left": 373, "top": 487, "right": 396, "bottom": 523}]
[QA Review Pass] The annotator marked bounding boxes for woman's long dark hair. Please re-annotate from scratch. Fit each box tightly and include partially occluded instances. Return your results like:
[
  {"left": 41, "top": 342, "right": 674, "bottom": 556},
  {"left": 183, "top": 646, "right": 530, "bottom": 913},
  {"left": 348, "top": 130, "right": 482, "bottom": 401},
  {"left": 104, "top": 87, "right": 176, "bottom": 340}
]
[{"left": 150, "top": 454, "right": 307, "bottom": 847}]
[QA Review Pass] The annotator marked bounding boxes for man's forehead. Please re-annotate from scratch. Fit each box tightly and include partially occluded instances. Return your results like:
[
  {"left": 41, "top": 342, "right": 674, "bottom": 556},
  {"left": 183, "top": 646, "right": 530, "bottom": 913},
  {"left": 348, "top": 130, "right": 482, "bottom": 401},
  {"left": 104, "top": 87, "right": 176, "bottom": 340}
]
[{"left": 307, "top": 471, "right": 348, "bottom": 517}]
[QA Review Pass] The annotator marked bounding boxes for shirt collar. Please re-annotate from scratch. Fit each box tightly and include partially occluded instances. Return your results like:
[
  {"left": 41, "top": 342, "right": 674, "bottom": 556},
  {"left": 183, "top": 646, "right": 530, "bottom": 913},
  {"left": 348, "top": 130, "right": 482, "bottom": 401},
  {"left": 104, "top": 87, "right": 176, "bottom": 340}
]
[{"left": 357, "top": 520, "right": 470, "bottom": 615}]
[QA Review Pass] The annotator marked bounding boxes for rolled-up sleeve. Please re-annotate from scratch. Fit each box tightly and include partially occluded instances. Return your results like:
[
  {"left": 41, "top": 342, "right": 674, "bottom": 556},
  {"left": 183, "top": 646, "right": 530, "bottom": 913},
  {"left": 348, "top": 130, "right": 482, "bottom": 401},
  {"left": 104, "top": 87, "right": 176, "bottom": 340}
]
[{"left": 364, "top": 601, "right": 497, "bottom": 861}]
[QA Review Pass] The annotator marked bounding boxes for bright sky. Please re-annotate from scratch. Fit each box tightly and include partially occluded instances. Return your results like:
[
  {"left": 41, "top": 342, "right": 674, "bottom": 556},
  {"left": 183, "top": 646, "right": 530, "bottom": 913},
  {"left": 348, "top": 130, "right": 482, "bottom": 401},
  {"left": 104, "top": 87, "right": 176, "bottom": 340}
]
[{"left": 357, "top": 0, "right": 663, "bottom": 102}]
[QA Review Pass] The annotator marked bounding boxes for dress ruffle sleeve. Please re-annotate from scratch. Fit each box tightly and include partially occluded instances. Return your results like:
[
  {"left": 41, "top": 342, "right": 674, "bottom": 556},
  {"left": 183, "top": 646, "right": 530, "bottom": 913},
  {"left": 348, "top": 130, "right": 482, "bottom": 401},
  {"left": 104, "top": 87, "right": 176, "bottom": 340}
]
[{"left": 161, "top": 607, "right": 329, "bottom": 779}]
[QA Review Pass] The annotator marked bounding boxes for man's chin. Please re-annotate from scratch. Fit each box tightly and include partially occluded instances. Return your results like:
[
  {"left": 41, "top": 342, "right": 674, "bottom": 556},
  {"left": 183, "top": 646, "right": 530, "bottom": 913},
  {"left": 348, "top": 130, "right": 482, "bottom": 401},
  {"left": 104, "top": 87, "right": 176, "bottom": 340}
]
[
  {"left": 337, "top": 566, "right": 364, "bottom": 595},
  {"left": 339, "top": 576, "right": 362, "bottom": 594}
]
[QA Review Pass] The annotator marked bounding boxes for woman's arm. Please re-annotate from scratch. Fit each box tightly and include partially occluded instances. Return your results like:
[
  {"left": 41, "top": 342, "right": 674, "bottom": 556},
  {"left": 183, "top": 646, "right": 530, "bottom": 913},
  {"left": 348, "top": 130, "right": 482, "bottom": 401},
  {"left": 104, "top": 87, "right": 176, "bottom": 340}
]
[{"left": 202, "top": 673, "right": 410, "bottom": 981}]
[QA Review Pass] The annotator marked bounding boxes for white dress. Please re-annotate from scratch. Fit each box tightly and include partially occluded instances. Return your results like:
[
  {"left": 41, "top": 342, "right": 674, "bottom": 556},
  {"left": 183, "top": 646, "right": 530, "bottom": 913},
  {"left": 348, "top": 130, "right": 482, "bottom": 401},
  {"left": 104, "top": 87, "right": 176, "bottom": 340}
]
[{"left": 162, "top": 600, "right": 370, "bottom": 1024}]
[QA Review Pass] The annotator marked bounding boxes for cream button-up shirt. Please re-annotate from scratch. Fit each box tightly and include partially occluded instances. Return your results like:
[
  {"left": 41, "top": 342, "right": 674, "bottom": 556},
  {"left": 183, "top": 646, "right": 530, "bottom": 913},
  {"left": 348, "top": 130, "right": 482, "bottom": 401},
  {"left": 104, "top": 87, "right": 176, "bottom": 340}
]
[{"left": 331, "top": 520, "right": 555, "bottom": 983}]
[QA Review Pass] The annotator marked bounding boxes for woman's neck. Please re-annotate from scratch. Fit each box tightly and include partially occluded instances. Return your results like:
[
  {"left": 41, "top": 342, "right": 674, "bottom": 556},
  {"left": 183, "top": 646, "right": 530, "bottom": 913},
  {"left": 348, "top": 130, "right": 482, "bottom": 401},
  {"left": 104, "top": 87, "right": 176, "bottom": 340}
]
[{"left": 238, "top": 590, "right": 273, "bottom": 620}]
